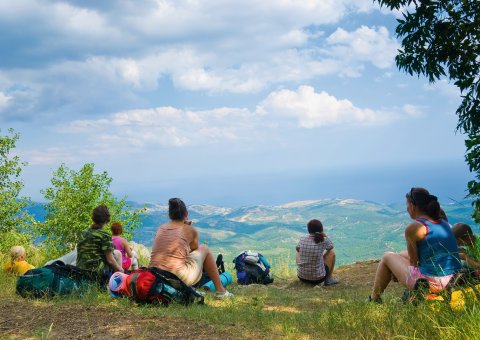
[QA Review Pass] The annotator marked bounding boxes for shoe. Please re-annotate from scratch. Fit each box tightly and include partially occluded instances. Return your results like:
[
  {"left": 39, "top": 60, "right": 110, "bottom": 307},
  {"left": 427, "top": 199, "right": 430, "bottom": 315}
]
[
  {"left": 324, "top": 277, "right": 340, "bottom": 286},
  {"left": 215, "top": 290, "right": 234, "bottom": 299},
  {"left": 366, "top": 295, "right": 382, "bottom": 304}
]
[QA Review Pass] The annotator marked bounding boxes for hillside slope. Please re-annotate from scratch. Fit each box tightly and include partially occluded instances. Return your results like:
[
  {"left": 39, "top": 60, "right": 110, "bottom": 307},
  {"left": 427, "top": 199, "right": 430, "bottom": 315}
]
[{"left": 0, "top": 260, "right": 410, "bottom": 339}]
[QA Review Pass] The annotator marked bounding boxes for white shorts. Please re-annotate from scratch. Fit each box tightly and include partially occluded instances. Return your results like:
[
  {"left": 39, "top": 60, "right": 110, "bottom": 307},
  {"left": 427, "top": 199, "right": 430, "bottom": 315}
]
[{"left": 175, "top": 249, "right": 207, "bottom": 286}]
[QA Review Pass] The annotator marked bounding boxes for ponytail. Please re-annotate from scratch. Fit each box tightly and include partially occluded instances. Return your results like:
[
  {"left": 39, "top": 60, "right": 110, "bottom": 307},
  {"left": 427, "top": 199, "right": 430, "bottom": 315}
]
[
  {"left": 313, "top": 232, "right": 325, "bottom": 243},
  {"left": 423, "top": 195, "right": 441, "bottom": 220},
  {"left": 307, "top": 219, "right": 325, "bottom": 244}
]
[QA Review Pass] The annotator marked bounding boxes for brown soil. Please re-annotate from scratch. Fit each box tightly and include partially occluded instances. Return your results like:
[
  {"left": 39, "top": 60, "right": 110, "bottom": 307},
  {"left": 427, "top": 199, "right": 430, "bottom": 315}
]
[
  {"left": 0, "top": 260, "right": 393, "bottom": 339},
  {"left": 0, "top": 298, "right": 235, "bottom": 340}
]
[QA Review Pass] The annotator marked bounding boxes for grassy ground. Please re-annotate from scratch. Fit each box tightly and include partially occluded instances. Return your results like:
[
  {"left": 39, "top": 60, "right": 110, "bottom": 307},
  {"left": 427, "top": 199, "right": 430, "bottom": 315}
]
[{"left": 1, "top": 254, "right": 480, "bottom": 339}]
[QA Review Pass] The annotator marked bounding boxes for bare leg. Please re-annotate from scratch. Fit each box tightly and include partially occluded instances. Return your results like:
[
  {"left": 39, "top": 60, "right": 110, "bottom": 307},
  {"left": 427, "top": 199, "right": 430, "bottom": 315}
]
[
  {"left": 197, "top": 244, "right": 226, "bottom": 293},
  {"left": 323, "top": 250, "right": 336, "bottom": 278},
  {"left": 113, "top": 250, "right": 123, "bottom": 268},
  {"left": 371, "top": 252, "right": 409, "bottom": 300},
  {"left": 130, "top": 250, "right": 139, "bottom": 270},
  {"left": 392, "top": 250, "right": 409, "bottom": 282},
  {"left": 398, "top": 250, "right": 409, "bottom": 260}
]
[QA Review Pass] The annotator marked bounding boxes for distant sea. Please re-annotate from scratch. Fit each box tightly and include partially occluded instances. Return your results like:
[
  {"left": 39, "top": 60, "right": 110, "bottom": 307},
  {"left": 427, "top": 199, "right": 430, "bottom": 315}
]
[{"left": 118, "top": 162, "right": 473, "bottom": 208}]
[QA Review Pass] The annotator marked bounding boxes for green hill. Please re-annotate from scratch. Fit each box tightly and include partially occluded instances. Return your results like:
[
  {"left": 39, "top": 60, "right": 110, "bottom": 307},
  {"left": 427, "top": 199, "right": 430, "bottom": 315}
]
[{"left": 132, "top": 198, "right": 476, "bottom": 266}]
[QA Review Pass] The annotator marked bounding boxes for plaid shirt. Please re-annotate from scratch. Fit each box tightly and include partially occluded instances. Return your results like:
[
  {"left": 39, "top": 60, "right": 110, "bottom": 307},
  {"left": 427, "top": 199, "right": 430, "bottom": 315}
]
[{"left": 297, "top": 234, "right": 333, "bottom": 280}]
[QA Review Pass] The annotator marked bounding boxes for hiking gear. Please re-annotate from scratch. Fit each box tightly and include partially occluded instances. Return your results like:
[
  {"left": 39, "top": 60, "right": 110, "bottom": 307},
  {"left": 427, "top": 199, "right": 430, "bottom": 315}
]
[
  {"left": 108, "top": 271, "right": 130, "bottom": 298},
  {"left": 194, "top": 254, "right": 226, "bottom": 288},
  {"left": 233, "top": 251, "right": 273, "bottom": 285},
  {"left": 117, "top": 267, "right": 204, "bottom": 305},
  {"left": 16, "top": 261, "right": 91, "bottom": 298},
  {"left": 45, "top": 249, "right": 77, "bottom": 266},
  {"left": 216, "top": 254, "right": 225, "bottom": 273},
  {"left": 215, "top": 290, "right": 234, "bottom": 299},
  {"left": 324, "top": 277, "right": 340, "bottom": 286},
  {"left": 201, "top": 272, "right": 233, "bottom": 292}
]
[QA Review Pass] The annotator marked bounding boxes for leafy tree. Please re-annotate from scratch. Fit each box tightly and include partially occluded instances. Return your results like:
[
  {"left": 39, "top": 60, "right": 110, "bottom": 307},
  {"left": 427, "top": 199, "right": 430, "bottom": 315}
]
[
  {"left": 375, "top": 0, "right": 480, "bottom": 221},
  {"left": 38, "top": 163, "right": 144, "bottom": 252},
  {"left": 0, "top": 129, "right": 32, "bottom": 228},
  {"left": 0, "top": 129, "right": 35, "bottom": 253}
]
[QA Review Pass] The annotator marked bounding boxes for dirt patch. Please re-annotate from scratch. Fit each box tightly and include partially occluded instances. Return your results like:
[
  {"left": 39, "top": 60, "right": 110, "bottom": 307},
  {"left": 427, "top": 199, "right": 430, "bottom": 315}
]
[
  {"left": 0, "top": 298, "right": 235, "bottom": 339},
  {"left": 336, "top": 259, "right": 380, "bottom": 289}
]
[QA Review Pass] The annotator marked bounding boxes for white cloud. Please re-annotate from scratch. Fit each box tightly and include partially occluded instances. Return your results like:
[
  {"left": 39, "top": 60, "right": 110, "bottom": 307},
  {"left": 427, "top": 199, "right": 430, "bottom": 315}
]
[
  {"left": 424, "top": 79, "right": 461, "bottom": 100},
  {"left": 326, "top": 26, "right": 399, "bottom": 70},
  {"left": 17, "top": 147, "right": 77, "bottom": 165},
  {"left": 257, "top": 85, "right": 395, "bottom": 128},
  {"left": 0, "top": 92, "right": 12, "bottom": 111},
  {"left": 403, "top": 104, "right": 424, "bottom": 117},
  {"left": 58, "top": 106, "right": 258, "bottom": 148},
  {"left": 12, "top": 81, "right": 425, "bottom": 166},
  {"left": 0, "top": 0, "right": 396, "bottom": 119}
]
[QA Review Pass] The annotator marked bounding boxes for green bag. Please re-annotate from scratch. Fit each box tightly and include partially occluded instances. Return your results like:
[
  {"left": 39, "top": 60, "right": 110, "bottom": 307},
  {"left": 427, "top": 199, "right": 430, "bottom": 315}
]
[{"left": 16, "top": 261, "right": 90, "bottom": 298}]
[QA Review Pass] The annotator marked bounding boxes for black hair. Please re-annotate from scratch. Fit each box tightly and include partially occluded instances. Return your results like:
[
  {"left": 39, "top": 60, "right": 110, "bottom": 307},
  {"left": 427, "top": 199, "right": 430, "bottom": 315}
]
[
  {"left": 452, "top": 222, "right": 473, "bottom": 239},
  {"left": 92, "top": 205, "right": 110, "bottom": 226},
  {"left": 307, "top": 219, "right": 325, "bottom": 244},
  {"left": 406, "top": 187, "right": 441, "bottom": 220},
  {"left": 439, "top": 208, "right": 448, "bottom": 222},
  {"left": 168, "top": 198, "right": 187, "bottom": 221}
]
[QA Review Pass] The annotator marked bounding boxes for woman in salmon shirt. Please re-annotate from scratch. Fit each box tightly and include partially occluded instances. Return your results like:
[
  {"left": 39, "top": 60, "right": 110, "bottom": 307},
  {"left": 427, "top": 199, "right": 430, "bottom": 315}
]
[{"left": 149, "top": 198, "right": 233, "bottom": 299}]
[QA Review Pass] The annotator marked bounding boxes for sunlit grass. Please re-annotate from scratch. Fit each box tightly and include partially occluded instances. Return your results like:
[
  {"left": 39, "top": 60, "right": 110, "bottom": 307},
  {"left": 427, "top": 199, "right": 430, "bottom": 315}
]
[{"left": 2, "top": 248, "right": 480, "bottom": 338}]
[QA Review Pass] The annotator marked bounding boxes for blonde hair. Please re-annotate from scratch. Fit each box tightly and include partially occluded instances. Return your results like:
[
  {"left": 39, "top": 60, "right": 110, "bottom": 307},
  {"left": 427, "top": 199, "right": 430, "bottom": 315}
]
[{"left": 10, "top": 246, "right": 26, "bottom": 261}]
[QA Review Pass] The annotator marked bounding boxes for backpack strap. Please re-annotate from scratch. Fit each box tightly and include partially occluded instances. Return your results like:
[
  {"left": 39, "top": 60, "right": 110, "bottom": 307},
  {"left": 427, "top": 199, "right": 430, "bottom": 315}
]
[
  {"left": 148, "top": 267, "right": 204, "bottom": 305},
  {"left": 45, "top": 261, "right": 96, "bottom": 283},
  {"left": 128, "top": 272, "right": 141, "bottom": 302}
]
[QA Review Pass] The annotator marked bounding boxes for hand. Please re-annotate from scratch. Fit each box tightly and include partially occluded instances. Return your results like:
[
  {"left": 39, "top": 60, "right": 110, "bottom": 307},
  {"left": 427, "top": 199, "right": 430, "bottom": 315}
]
[{"left": 184, "top": 220, "right": 193, "bottom": 225}]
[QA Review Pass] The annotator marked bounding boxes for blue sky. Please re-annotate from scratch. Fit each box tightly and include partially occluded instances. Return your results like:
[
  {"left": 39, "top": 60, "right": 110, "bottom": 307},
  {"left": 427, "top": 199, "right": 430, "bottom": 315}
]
[{"left": 0, "top": 0, "right": 473, "bottom": 207}]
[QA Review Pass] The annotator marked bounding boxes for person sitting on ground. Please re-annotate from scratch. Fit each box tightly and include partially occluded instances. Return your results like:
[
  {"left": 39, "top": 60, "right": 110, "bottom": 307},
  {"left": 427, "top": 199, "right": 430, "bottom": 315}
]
[
  {"left": 76, "top": 205, "right": 124, "bottom": 282},
  {"left": 296, "top": 219, "right": 339, "bottom": 286},
  {"left": 452, "top": 222, "right": 480, "bottom": 270},
  {"left": 149, "top": 198, "right": 233, "bottom": 299},
  {"left": 2, "top": 245, "right": 35, "bottom": 276},
  {"left": 369, "top": 187, "right": 461, "bottom": 303},
  {"left": 111, "top": 221, "right": 138, "bottom": 271}
]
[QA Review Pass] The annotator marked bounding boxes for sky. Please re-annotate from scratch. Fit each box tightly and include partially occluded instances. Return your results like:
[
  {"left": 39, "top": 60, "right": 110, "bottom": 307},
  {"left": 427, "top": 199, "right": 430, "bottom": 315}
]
[{"left": 0, "top": 0, "right": 474, "bottom": 207}]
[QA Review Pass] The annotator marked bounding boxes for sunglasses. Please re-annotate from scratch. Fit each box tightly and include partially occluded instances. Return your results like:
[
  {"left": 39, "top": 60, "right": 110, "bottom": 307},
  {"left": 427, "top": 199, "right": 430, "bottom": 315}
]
[{"left": 406, "top": 188, "right": 416, "bottom": 206}]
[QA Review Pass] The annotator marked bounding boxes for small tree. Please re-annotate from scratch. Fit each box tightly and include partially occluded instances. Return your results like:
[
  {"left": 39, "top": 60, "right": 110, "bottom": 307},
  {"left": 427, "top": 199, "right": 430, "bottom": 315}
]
[
  {"left": 0, "top": 129, "right": 34, "bottom": 252},
  {"left": 38, "top": 163, "right": 144, "bottom": 252},
  {"left": 375, "top": 0, "right": 480, "bottom": 221}
]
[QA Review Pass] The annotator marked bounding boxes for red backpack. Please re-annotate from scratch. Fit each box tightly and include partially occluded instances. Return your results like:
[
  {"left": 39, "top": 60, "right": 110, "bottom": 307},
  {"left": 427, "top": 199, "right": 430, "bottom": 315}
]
[{"left": 125, "top": 268, "right": 204, "bottom": 305}]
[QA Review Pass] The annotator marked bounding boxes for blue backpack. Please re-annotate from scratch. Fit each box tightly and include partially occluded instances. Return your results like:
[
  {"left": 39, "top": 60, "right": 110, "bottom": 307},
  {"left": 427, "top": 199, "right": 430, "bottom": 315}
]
[{"left": 233, "top": 251, "right": 273, "bottom": 285}]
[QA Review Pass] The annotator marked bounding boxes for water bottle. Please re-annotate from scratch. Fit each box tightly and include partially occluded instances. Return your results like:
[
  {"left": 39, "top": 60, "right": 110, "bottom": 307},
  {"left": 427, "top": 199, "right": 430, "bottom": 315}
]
[{"left": 201, "top": 272, "right": 233, "bottom": 292}]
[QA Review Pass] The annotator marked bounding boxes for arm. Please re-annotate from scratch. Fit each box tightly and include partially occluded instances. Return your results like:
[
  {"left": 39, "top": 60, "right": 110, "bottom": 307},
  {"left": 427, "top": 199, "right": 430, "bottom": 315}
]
[
  {"left": 121, "top": 238, "right": 134, "bottom": 258},
  {"left": 188, "top": 226, "right": 199, "bottom": 251},
  {"left": 105, "top": 250, "right": 124, "bottom": 273},
  {"left": 459, "top": 250, "right": 480, "bottom": 269},
  {"left": 405, "top": 222, "right": 425, "bottom": 267}
]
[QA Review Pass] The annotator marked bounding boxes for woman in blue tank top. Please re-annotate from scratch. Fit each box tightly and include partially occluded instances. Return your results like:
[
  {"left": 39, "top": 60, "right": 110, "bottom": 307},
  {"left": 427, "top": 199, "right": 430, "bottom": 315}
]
[{"left": 368, "top": 187, "right": 461, "bottom": 303}]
